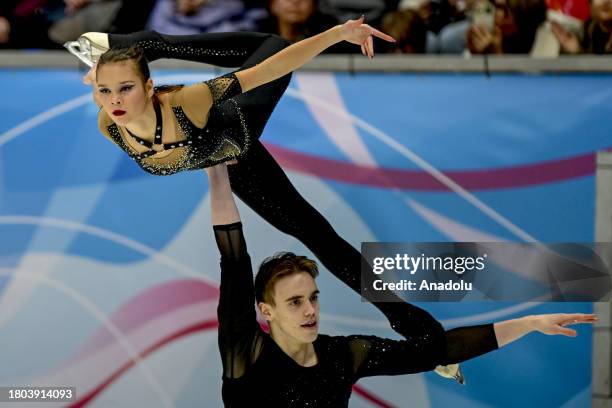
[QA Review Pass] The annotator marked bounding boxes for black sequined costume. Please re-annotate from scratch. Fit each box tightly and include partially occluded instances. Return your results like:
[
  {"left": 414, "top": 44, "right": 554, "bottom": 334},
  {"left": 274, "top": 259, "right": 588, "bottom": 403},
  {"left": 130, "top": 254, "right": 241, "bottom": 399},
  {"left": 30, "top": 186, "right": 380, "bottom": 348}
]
[
  {"left": 103, "top": 73, "right": 249, "bottom": 174},
  {"left": 101, "top": 31, "right": 446, "bottom": 342},
  {"left": 214, "top": 222, "right": 499, "bottom": 408}
]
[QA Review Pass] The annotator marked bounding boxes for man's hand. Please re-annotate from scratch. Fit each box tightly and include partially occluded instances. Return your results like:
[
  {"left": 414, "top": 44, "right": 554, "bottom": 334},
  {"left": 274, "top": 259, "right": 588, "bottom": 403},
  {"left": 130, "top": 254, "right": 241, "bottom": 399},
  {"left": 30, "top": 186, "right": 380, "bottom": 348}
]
[
  {"left": 531, "top": 313, "right": 598, "bottom": 337},
  {"left": 494, "top": 312, "right": 597, "bottom": 347}
]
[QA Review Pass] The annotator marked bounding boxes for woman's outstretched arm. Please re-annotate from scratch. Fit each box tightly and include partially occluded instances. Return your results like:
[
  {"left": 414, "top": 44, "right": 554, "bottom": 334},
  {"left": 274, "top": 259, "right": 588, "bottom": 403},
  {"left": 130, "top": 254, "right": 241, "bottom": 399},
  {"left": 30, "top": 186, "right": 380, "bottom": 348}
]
[{"left": 235, "top": 17, "right": 395, "bottom": 93}]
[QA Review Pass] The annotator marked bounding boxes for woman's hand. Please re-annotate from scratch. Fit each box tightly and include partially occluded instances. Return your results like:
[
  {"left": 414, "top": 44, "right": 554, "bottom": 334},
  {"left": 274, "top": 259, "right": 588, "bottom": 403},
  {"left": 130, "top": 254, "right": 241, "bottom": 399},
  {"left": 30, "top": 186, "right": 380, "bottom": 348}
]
[
  {"left": 467, "top": 24, "right": 502, "bottom": 54},
  {"left": 531, "top": 313, "right": 598, "bottom": 337},
  {"left": 550, "top": 21, "right": 582, "bottom": 54},
  {"left": 339, "top": 16, "right": 396, "bottom": 59},
  {"left": 83, "top": 63, "right": 102, "bottom": 107}
]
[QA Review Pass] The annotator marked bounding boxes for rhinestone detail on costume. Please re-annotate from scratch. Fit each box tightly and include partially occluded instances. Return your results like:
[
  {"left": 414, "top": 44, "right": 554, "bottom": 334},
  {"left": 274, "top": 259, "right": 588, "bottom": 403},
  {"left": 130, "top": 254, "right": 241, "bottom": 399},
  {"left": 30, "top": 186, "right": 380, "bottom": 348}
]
[
  {"left": 137, "top": 40, "right": 248, "bottom": 59},
  {"left": 105, "top": 73, "right": 250, "bottom": 177}
]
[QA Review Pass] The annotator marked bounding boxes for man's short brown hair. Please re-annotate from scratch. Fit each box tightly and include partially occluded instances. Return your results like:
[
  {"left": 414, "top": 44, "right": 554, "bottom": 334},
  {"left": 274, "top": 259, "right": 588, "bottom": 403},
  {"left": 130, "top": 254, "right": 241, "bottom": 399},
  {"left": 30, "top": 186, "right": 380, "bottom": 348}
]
[{"left": 255, "top": 252, "right": 319, "bottom": 305}]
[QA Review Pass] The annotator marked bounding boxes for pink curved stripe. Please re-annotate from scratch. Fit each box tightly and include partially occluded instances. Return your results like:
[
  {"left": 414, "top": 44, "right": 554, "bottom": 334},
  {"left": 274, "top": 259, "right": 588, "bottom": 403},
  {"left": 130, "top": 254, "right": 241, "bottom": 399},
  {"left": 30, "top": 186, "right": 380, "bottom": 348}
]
[
  {"left": 264, "top": 143, "right": 596, "bottom": 191},
  {"left": 74, "top": 280, "right": 218, "bottom": 359},
  {"left": 352, "top": 384, "right": 397, "bottom": 408},
  {"left": 69, "top": 319, "right": 219, "bottom": 408}
]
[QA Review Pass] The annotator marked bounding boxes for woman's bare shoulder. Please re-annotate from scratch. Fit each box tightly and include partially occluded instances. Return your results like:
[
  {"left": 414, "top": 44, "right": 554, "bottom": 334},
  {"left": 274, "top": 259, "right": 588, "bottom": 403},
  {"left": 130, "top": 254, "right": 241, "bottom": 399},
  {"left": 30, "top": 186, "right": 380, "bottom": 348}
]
[{"left": 171, "top": 83, "right": 213, "bottom": 128}]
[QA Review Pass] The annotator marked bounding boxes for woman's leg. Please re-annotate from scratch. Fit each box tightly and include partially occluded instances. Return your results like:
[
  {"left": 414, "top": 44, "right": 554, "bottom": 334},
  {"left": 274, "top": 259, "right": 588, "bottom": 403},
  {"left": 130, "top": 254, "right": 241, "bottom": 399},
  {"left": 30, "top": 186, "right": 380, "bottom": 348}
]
[
  {"left": 109, "top": 30, "right": 292, "bottom": 138},
  {"left": 228, "top": 142, "right": 445, "bottom": 341},
  {"left": 232, "top": 35, "right": 293, "bottom": 140},
  {"left": 108, "top": 30, "right": 276, "bottom": 67}
]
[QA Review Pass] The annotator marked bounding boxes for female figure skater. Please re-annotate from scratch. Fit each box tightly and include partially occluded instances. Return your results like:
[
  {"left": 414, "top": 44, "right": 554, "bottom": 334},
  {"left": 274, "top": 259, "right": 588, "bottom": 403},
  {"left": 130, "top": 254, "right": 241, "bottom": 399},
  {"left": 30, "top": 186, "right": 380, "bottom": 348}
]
[
  {"left": 69, "top": 18, "right": 463, "bottom": 379},
  {"left": 206, "top": 161, "right": 597, "bottom": 407}
]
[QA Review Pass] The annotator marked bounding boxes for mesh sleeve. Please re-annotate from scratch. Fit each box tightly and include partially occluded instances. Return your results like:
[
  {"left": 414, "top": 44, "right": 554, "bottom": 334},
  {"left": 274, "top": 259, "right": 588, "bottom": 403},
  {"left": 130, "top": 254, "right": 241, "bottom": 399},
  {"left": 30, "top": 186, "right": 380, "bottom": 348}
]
[
  {"left": 214, "top": 222, "right": 264, "bottom": 379},
  {"left": 349, "top": 324, "right": 499, "bottom": 379},
  {"left": 204, "top": 73, "right": 243, "bottom": 105},
  {"left": 443, "top": 323, "right": 499, "bottom": 363}
]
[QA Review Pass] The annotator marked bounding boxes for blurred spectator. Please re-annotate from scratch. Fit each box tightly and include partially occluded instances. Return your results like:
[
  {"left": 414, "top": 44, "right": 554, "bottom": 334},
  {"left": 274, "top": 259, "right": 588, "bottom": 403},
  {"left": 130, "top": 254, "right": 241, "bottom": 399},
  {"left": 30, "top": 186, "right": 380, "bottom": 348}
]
[
  {"left": 381, "top": 8, "right": 427, "bottom": 52},
  {"left": 385, "top": 0, "right": 469, "bottom": 53},
  {"left": 318, "top": 0, "right": 399, "bottom": 24},
  {"left": 0, "top": 0, "right": 60, "bottom": 48},
  {"left": 414, "top": 0, "right": 546, "bottom": 54},
  {"left": 465, "top": 0, "right": 547, "bottom": 53},
  {"left": 48, "top": 0, "right": 122, "bottom": 45},
  {"left": 400, "top": 0, "right": 467, "bottom": 33},
  {"left": 551, "top": 0, "right": 612, "bottom": 53},
  {"left": 147, "top": 0, "right": 266, "bottom": 34},
  {"left": 256, "top": 0, "right": 338, "bottom": 42},
  {"left": 0, "top": 17, "right": 9, "bottom": 44},
  {"left": 107, "top": 0, "right": 157, "bottom": 33}
]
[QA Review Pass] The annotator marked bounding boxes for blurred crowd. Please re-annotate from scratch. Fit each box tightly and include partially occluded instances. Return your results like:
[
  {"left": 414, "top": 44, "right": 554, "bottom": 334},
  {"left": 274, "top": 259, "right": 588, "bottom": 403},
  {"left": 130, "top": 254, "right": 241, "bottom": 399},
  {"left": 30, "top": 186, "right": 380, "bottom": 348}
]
[{"left": 0, "top": 0, "right": 610, "bottom": 55}]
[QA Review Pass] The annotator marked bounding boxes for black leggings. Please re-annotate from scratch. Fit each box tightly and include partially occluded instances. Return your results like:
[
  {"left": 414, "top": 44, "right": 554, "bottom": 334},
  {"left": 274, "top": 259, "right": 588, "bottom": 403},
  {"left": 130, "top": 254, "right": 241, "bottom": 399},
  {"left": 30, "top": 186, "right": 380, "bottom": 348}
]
[{"left": 108, "top": 31, "right": 445, "bottom": 341}]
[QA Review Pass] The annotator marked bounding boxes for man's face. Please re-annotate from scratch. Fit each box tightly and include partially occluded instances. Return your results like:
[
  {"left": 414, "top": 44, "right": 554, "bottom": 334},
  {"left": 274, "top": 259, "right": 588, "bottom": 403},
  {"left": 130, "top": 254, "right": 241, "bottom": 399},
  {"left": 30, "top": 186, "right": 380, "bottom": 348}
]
[
  {"left": 270, "top": 0, "right": 315, "bottom": 24},
  {"left": 260, "top": 272, "right": 320, "bottom": 345}
]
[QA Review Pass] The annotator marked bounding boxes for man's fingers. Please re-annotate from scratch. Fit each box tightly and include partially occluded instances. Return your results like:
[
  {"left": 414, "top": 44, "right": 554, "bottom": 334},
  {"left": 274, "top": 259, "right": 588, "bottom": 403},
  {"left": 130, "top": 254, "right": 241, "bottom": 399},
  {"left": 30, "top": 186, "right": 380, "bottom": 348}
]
[
  {"left": 571, "top": 314, "right": 598, "bottom": 323},
  {"left": 557, "top": 326, "right": 577, "bottom": 336},
  {"left": 367, "top": 35, "right": 374, "bottom": 58},
  {"left": 568, "top": 313, "right": 597, "bottom": 320},
  {"left": 560, "top": 314, "right": 598, "bottom": 326}
]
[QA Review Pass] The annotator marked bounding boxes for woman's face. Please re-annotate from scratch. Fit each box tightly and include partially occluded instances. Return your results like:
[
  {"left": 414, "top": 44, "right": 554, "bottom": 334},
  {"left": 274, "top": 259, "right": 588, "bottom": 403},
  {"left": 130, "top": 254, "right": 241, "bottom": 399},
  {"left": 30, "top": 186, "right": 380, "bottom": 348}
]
[
  {"left": 96, "top": 61, "right": 153, "bottom": 126},
  {"left": 593, "top": 0, "right": 612, "bottom": 28},
  {"left": 270, "top": 0, "right": 314, "bottom": 24},
  {"left": 494, "top": 0, "right": 518, "bottom": 36}
]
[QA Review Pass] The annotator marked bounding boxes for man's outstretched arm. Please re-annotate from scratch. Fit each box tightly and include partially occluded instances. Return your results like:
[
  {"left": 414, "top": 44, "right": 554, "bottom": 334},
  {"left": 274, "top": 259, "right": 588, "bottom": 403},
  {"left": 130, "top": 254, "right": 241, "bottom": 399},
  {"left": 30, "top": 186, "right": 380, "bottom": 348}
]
[
  {"left": 207, "top": 163, "right": 239, "bottom": 226},
  {"left": 207, "top": 164, "right": 260, "bottom": 380},
  {"left": 350, "top": 312, "right": 597, "bottom": 379}
]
